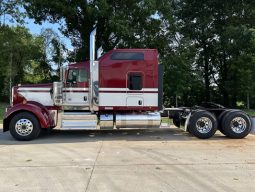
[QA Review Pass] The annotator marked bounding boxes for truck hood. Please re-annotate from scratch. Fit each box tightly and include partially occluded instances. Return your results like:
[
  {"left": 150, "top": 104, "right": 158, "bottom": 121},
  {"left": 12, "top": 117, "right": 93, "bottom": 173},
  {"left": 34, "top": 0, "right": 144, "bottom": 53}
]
[
  {"left": 13, "top": 83, "right": 53, "bottom": 106},
  {"left": 16, "top": 83, "right": 53, "bottom": 88}
]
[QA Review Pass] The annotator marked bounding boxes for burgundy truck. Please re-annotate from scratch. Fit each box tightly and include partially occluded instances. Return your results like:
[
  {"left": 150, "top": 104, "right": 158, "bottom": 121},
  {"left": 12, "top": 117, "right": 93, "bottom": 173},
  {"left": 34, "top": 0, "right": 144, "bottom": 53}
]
[{"left": 3, "top": 29, "right": 252, "bottom": 140}]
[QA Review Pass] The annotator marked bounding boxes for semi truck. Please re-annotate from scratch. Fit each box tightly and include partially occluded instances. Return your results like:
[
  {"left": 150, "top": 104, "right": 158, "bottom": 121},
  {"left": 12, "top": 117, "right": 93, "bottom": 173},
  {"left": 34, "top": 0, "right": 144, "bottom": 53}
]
[{"left": 3, "top": 29, "right": 252, "bottom": 141}]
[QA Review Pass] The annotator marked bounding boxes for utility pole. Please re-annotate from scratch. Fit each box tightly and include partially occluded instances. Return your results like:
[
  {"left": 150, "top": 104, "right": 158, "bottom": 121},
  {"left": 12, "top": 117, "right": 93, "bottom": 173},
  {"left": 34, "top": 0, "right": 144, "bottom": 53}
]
[
  {"left": 247, "top": 92, "right": 250, "bottom": 109},
  {"left": 9, "top": 52, "right": 13, "bottom": 105},
  {"left": 175, "top": 94, "right": 178, "bottom": 108},
  {"left": 58, "top": 39, "right": 62, "bottom": 77}
]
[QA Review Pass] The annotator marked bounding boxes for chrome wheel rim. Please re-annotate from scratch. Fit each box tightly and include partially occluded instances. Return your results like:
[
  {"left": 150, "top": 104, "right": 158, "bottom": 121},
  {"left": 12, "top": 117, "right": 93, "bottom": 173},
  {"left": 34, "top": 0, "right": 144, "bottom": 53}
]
[
  {"left": 230, "top": 117, "right": 247, "bottom": 134},
  {"left": 196, "top": 117, "right": 212, "bottom": 134},
  {"left": 15, "top": 119, "right": 33, "bottom": 136}
]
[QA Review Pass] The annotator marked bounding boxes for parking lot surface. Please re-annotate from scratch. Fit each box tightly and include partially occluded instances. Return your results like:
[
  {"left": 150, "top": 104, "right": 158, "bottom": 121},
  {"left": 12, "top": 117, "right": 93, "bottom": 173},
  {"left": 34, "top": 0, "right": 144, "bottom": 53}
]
[{"left": 0, "top": 127, "right": 255, "bottom": 192}]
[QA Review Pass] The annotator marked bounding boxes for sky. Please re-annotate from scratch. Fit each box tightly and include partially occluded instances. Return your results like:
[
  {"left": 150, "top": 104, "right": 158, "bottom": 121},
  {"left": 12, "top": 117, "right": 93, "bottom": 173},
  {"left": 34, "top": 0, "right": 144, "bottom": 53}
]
[
  {"left": 24, "top": 17, "right": 73, "bottom": 50},
  {"left": 1, "top": 13, "right": 75, "bottom": 67},
  {"left": 2, "top": 12, "right": 74, "bottom": 51}
]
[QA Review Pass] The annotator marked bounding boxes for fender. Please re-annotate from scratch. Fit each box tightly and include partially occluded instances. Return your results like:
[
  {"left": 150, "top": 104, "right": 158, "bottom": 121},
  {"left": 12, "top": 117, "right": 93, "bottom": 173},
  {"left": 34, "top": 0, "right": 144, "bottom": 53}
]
[{"left": 3, "top": 101, "right": 54, "bottom": 132}]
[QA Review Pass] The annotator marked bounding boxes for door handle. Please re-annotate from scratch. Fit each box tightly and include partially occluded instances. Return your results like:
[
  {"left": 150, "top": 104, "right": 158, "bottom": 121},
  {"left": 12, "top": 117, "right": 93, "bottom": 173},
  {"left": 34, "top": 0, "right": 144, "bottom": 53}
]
[
  {"left": 84, "top": 96, "right": 87, "bottom": 101},
  {"left": 138, "top": 100, "right": 142, "bottom": 105}
]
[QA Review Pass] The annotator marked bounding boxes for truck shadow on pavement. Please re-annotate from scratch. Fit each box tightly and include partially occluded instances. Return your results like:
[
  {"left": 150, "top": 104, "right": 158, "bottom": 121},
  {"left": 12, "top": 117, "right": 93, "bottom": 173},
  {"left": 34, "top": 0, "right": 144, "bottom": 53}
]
[{"left": 0, "top": 127, "right": 233, "bottom": 145}]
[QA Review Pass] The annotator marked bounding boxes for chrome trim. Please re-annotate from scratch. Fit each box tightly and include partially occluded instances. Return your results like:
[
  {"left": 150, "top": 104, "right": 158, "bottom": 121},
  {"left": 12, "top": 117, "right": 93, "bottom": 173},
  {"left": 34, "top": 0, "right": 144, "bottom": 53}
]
[
  {"left": 92, "top": 61, "right": 99, "bottom": 111},
  {"left": 230, "top": 117, "right": 247, "bottom": 134},
  {"left": 49, "top": 110, "right": 58, "bottom": 127},
  {"left": 15, "top": 119, "right": 33, "bottom": 136},
  {"left": 62, "top": 106, "right": 90, "bottom": 111},
  {"left": 53, "top": 82, "right": 63, "bottom": 106},
  {"left": 56, "top": 111, "right": 98, "bottom": 130},
  {"left": 100, "top": 114, "right": 114, "bottom": 129},
  {"left": 196, "top": 117, "right": 213, "bottom": 134},
  {"left": 97, "top": 46, "right": 103, "bottom": 59},
  {"left": 11, "top": 87, "right": 14, "bottom": 106},
  {"left": 89, "top": 28, "right": 97, "bottom": 112},
  {"left": 182, "top": 113, "right": 191, "bottom": 131},
  {"left": 61, "top": 121, "right": 97, "bottom": 129}
]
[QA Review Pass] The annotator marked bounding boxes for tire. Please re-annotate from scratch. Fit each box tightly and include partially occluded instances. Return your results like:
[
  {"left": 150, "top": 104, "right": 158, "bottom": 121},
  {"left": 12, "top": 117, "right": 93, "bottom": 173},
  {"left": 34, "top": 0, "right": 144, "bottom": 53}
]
[
  {"left": 221, "top": 111, "right": 251, "bottom": 139},
  {"left": 173, "top": 118, "right": 180, "bottom": 128},
  {"left": 9, "top": 112, "right": 41, "bottom": 141},
  {"left": 218, "top": 109, "right": 240, "bottom": 136},
  {"left": 188, "top": 110, "right": 217, "bottom": 139}
]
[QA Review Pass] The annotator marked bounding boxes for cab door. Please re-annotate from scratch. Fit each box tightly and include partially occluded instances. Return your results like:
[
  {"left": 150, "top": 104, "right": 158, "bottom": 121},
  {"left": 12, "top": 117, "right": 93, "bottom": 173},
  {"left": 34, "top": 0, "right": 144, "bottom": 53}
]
[
  {"left": 126, "top": 72, "right": 144, "bottom": 107},
  {"left": 63, "top": 68, "right": 89, "bottom": 106}
]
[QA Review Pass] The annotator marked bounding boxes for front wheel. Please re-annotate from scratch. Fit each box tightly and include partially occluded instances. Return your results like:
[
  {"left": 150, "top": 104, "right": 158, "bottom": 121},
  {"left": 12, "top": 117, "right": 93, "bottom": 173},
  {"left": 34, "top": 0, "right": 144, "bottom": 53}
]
[
  {"left": 9, "top": 112, "right": 41, "bottom": 141},
  {"left": 188, "top": 110, "right": 217, "bottom": 139}
]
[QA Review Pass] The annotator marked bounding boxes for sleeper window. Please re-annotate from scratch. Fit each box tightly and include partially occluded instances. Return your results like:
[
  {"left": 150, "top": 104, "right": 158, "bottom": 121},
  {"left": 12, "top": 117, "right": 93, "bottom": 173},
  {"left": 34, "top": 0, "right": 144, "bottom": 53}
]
[
  {"left": 111, "top": 52, "right": 144, "bottom": 60},
  {"left": 128, "top": 73, "right": 143, "bottom": 90}
]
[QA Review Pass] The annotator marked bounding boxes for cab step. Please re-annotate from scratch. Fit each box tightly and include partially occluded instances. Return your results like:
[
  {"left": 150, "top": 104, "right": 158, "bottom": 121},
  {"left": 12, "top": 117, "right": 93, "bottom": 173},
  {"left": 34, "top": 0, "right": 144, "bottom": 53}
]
[{"left": 57, "top": 111, "right": 98, "bottom": 130}]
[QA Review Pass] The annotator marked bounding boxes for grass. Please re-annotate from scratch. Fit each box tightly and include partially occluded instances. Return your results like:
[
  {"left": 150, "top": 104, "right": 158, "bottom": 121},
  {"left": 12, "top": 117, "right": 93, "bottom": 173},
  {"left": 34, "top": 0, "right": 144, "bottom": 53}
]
[
  {"left": 161, "top": 117, "right": 173, "bottom": 125},
  {"left": 0, "top": 102, "right": 8, "bottom": 124},
  {"left": 244, "top": 109, "right": 255, "bottom": 117}
]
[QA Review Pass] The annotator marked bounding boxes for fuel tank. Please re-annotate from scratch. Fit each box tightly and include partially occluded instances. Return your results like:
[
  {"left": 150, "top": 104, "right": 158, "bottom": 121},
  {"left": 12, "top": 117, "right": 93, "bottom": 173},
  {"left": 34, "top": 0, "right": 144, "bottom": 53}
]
[{"left": 116, "top": 112, "right": 161, "bottom": 128}]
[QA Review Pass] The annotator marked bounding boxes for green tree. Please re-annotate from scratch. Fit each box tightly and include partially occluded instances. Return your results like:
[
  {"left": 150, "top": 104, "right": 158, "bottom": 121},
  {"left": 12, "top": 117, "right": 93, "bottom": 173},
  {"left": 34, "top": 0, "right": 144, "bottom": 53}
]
[
  {"left": 41, "top": 28, "right": 67, "bottom": 78},
  {"left": 0, "top": 26, "right": 52, "bottom": 101},
  {"left": 0, "top": 0, "right": 25, "bottom": 24},
  {"left": 174, "top": 0, "right": 255, "bottom": 107},
  {"left": 23, "top": 0, "right": 173, "bottom": 60}
]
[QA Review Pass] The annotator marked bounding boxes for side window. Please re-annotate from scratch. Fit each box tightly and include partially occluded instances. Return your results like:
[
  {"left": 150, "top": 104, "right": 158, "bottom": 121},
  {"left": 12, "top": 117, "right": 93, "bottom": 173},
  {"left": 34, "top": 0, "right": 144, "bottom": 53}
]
[
  {"left": 78, "top": 69, "right": 87, "bottom": 82},
  {"left": 128, "top": 73, "right": 143, "bottom": 90},
  {"left": 67, "top": 69, "right": 78, "bottom": 82},
  {"left": 67, "top": 69, "right": 87, "bottom": 83},
  {"left": 111, "top": 52, "right": 144, "bottom": 60}
]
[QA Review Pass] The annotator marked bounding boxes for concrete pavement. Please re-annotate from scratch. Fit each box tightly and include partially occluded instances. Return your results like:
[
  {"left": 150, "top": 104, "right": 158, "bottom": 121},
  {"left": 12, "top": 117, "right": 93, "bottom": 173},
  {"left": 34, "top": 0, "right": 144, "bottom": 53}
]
[{"left": 0, "top": 127, "right": 255, "bottom": 192}]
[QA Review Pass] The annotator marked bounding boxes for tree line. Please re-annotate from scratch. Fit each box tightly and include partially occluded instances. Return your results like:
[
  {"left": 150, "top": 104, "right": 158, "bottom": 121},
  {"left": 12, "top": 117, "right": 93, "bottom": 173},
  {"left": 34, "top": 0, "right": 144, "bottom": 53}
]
[{"left": 0, "top": 0, "right": 255, "bottom": 108}]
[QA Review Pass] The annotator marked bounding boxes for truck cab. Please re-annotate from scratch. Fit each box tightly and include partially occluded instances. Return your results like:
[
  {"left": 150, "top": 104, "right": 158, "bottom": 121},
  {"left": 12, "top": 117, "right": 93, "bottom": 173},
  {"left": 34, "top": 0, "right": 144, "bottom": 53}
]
[
  {"left": 3, "top": 29, "right": 163, "bottom": 140},
  {"left": 54, "top": 48, "right": 161, "bottom": 112}
]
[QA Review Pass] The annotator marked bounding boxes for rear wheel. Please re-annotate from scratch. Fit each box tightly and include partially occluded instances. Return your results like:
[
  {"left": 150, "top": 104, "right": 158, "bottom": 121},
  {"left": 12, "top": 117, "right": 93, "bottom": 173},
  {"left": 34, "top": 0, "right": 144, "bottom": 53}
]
[
  {"left": 221, "top": 111, "right": 251, "bottom": 139},
  {"left": 9, "top": 112, "right": 41, "bottom": 141},
  {"left": 188, "top": 110, "right": 217, "bottom": 139},
  {"left": 218, "top": 110, "right": 240, "bottom": 135}
]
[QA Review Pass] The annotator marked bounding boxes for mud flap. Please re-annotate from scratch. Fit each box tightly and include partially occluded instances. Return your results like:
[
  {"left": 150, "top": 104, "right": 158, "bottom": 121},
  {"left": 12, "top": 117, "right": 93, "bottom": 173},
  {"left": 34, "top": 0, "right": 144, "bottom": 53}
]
[
  {"left": 180, "top": 113, "right": 191, "bottom": 132},
  {"left": 251, "top": 117, "right": 255, "bottom": 134}
]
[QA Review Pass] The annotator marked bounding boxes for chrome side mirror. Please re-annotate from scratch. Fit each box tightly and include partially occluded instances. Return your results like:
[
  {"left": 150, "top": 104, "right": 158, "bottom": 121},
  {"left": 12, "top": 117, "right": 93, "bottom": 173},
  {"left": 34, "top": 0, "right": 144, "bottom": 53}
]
[{"left": 97, "top": 46, "right": 103, "bottom": 59}]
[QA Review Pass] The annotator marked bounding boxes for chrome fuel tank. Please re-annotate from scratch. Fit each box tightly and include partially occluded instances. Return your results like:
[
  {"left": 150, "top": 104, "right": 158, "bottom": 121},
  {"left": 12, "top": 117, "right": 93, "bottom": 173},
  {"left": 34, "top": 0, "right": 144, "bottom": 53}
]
[{"left": 116, "top": 112, "right": 161, "bottom": 128}]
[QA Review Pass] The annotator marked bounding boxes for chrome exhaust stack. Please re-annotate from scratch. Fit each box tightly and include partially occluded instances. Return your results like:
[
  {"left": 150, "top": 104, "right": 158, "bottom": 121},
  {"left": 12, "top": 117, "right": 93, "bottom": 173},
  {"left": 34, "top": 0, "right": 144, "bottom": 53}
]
[
  {"left": 89, "top": 28, "right": 99, "bottom": 112},
  {"left": 90, "top": 28, "right": 96, "bottom": 67}
]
